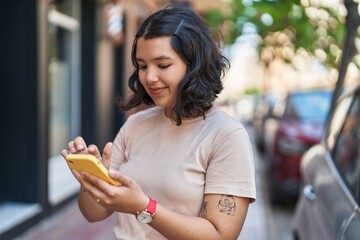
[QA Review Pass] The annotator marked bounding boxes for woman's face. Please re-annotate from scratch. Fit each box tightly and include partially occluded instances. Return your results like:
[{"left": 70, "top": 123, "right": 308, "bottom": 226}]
[{"left": 136, "top": 36, "right": 187, "bottom": 114}]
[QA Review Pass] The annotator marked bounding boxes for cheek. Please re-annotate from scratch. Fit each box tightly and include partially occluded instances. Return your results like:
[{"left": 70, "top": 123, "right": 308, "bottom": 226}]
[
  {"left": 138, "top": 72, "right": 146, "bottom": 86},
  {"left": 169, "top": 68, "right": 186, "bottom": 87},
  {"left": 172, "top": 74, "right": 185, "bottom": 89}
]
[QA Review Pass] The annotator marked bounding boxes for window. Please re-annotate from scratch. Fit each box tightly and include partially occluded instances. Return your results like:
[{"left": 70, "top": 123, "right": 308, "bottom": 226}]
[
  {"left": 47, "top": 0, "right": 81, "bottom": 205},
  {"left": 285, "top": 91, "right": 332, "bottom": 121},
  {"left": 326, "top": 96, "right": 352, "bottom": 151},
  {"left": 331, "top": 93, "right": 360, "bottom": 201}
]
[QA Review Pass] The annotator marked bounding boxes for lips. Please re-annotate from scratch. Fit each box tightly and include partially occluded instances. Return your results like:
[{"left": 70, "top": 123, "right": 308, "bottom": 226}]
[{"left": 149, "top": 87, "right": 166, "bottom": 96}]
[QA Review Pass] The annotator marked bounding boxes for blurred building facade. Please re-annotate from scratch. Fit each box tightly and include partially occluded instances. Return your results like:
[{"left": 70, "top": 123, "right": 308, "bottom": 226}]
[{"left": 0, "top": 0, "right": 224, "bottom": 239}]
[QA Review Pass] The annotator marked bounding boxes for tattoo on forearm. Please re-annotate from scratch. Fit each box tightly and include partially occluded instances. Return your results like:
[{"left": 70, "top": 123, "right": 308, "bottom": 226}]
[
  {"left": 200, "top": 201, "right": 208, "bottom": 217},
  {"left": 218, "top": 195, "right": 236, "bottom": 216}
]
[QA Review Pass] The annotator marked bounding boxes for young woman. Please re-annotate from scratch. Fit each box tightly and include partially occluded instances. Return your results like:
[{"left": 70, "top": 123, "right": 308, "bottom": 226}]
[{"left": 62, "top": 3, "right": 256, "bottom": 239}]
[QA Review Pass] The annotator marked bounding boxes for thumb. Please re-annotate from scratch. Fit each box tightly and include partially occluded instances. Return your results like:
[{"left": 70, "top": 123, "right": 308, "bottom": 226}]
[
  {"left": 102, "top": 142, "right": 113, "bottom": 169},
  {"left": 109, "top": 169, "right": 132, "bottom": 187},
  {"left": 103, "top": 142, "right": 112, "bottom": 161}
]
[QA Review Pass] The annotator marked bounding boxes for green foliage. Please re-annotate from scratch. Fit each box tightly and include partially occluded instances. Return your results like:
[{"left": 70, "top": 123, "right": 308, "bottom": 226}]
[
  {"left": 243, "top": 87, "right": 261, "bottom": 95},
  {"left": 205, "top": 0, "right": 346, "bottom": 69}
]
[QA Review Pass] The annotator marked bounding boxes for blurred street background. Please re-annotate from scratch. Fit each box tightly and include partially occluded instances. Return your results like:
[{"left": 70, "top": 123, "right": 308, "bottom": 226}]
[{"left": 1, "top": 0, "right": 360, "bottom": 239}]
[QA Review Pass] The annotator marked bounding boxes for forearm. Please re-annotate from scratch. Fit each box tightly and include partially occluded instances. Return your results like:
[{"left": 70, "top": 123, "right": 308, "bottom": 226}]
[
  {"left": 148, "top": 195, "right": 249, "bottom": 240},
  {"left": 149, "top": 204, "right": 231, "bottom": 240},
  {"left": 78, "top": 187, "right": 113, "bottom": 222}
]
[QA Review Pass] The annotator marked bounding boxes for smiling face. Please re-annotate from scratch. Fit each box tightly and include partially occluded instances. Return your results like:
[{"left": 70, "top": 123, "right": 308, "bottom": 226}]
[{"left": 136, "top": 36, "right": 187, "bottom": 115}]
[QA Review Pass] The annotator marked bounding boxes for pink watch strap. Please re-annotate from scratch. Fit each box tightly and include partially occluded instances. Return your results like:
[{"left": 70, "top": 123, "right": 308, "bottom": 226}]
[{"left": 147, "top": 197, "right": 157, "bottom": 215}]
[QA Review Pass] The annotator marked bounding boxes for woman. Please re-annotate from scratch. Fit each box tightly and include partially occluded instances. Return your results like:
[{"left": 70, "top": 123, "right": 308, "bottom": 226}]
[{"left": 62, "top": 3, "right": 256, "bottom": 239}]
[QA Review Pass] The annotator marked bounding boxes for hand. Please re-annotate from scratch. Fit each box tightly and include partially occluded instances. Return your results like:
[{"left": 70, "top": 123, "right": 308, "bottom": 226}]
[
  {"left": 61, "top": 136, "right": 112, "bottom": 169},
  {"left": 60, "top": 137, "right": 113, "bottom": 189},
  {"left": 81, "top": 169, "right": 149, "bottom": 215},
  {"left": 61, "top": 137, "right": 148, "bottom": 215}
]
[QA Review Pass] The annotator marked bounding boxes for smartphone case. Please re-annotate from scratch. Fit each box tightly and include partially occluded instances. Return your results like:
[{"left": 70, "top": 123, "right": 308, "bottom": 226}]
[{"left": 66, "top": 154, "right": 120, "bottom": 186}]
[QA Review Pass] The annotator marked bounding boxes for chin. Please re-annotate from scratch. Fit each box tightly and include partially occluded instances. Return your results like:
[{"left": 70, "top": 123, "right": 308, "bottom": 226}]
[{"left": 153, "top": 100, "right": 173, "bottom": 109}]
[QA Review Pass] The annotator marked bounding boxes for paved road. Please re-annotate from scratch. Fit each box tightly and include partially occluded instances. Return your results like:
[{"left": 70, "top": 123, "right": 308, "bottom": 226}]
[
  {"left": 239, "top": 146, "right": 272, "bottom": 240},
  {"left": 247, "top": 125, "right": 295, "bottom": 240}
]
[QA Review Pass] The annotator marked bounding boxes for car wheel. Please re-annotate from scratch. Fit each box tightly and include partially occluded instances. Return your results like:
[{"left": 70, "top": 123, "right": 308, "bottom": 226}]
[
  {"left": 269, "top": 179, "right": 282, "bottom": 205},
  {"left": 265, "top": 168, "right": 282, "bottom": 205},
  {"left": 293, "top": 231, "right": 300, "bottom": 240},
  {"left": 256, "top": 139, "right": 265, "bottom": 153}
]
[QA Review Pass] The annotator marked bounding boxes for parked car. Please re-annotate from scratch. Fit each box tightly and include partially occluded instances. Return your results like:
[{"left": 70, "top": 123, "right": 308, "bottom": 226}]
[
  {"left": 263, "top": 89, "right": 333, "bottom": 204},
  {"left": 292, "top": 86, "right": 360, "bottom": 240},
  {"left": 252, "top": 92, "right": 279, "bottom": 152}
]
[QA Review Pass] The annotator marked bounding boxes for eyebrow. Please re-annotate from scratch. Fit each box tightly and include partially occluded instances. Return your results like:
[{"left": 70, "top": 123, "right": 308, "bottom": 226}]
[{"left": 136, "top": 55, "right": 173, "bottom": 62}]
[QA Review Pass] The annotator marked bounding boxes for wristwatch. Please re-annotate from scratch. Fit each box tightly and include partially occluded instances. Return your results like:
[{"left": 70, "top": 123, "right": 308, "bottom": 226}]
[{"left": 136, "top": 197, "right": 157, "bottom": 223}]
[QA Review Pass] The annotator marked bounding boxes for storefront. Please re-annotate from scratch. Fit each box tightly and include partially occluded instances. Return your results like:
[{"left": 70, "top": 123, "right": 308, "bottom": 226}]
[
  {"left": 0, "top": 0, "right": 221, "bottom": 238},
  {"left": 0, "top": 0, "right": 126, "bottom": 239}
]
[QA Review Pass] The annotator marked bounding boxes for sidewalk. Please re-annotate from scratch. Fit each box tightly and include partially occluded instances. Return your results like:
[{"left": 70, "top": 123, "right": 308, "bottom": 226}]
[
  {"left": 14, "top": 200, "right": 116, "bottom": 240},
  {"left": 239, "top": 140, "right": 271, "bottom": 240}
]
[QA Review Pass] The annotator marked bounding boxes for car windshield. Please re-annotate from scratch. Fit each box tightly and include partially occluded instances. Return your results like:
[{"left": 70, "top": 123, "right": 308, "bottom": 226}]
[{"left": 285, "top": 91, "right": 332, "bottom": 121}]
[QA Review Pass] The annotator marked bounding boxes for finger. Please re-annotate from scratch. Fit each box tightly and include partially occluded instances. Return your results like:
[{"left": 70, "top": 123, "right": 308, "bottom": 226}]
[
  {"left": 81, "top": 171, "right": 113, "bottom": 190},
  {"left": 72, "top": 169, "right": 83, "bottom": 182},
  {"left": 102, "top": 142, "right": 113, "bottom": 169},
  {"left": 61, "top": 148, "right": 85, "bottom": 183},
  {"left": 80, "top": 177, "right": 106, "bottom": 202},
  {"left": 74, "top": 136, "right": 87, "bottom": 152},
  {"left": 88, "top": 144, "right": 102, "bottom": 160},
  {"left": 68, "top": 141, "right": 77, "bottom": 153},
  {"left": 60, "top": 149, "right": 70, "bottom": 159},
  {"left": 109, "top": 169, "right": 132, "bottom": 187}
]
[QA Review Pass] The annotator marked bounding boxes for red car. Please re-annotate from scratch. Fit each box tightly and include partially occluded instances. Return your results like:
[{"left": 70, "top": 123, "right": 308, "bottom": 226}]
[{"left": 263, "top": 89, "right": 333, "bottom": 204}]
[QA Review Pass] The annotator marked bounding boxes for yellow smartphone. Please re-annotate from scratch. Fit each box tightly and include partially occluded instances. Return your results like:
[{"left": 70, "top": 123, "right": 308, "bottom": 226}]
[{"left": 65, "top": 154, "right": 120, "bottom": 186}]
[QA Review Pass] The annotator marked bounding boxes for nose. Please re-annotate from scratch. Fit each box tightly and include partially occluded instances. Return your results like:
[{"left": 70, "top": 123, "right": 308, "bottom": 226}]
[{"left": 144, "top": 67, "right": 159, "bottom": 83}]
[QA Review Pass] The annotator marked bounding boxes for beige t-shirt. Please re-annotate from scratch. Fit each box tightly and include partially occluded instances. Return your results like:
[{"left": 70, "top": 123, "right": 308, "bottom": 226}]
[{"left": 110, "top": 106, "right": 256, "bottom": 239}]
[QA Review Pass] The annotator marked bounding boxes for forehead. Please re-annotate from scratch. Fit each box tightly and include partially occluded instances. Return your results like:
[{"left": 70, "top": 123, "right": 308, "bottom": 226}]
[{"left": 136, "top": 36, "right": 178, "bottom": 60}]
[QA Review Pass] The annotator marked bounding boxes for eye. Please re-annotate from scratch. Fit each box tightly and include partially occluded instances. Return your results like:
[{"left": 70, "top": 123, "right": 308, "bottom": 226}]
[
  {"left": 138, "top": 65, "right": 147, "bottom": 70},
  {"left": 159, "top": 64, "right": 170, "bottom": 69}
]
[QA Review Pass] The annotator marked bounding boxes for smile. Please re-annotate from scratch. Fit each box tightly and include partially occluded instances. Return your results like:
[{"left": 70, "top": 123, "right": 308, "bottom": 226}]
[{"left": 149, "top": 87, "right": 166, "bottom": 96}]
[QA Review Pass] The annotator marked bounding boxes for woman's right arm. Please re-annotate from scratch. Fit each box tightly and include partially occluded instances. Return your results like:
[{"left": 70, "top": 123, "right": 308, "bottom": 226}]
[
  {"left": 61, "top": 137, "right": 114, "bottom": 222},
  {"left": 77, "top": 180, "right": 113, "bottom": 222}
]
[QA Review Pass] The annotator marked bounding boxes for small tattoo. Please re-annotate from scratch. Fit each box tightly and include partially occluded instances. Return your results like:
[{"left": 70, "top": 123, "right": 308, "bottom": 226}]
[
  {"left": 218, "top": 195, "right": 236, "bottom": 216},
  {"left": 200, "top": 201, "right": 208, "bottom": 217}
]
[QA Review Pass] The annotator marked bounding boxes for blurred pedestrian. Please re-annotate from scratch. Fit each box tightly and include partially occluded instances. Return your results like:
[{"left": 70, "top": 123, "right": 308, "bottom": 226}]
[
  {"left": 61, "top": 3, "right": 256, "bottom": 239},
  {"left": 104, "top": 0, "right": 123, "bottom": 46}
]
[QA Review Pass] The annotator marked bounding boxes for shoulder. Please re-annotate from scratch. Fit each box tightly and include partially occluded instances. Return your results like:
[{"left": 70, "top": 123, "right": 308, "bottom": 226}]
[
  {"left": 206, "top": 107, "right": 246, "bottom": 132},
  {"left": 205, "top": 107, "right": 251, "bottom": 144}
]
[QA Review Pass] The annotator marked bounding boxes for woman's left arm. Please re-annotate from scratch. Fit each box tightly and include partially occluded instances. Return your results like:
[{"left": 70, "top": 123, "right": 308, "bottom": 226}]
[{"left": 150, "top": 193, "right": 250, "bottom": 240}]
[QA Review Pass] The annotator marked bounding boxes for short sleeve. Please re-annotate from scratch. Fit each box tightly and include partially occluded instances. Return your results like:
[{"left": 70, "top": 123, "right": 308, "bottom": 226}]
[
  {"left": 204, "top": 127, "right": 256, "bottom": 202},
  {"left": 110, "top": 121, "right": 128, "bottom": 171}
]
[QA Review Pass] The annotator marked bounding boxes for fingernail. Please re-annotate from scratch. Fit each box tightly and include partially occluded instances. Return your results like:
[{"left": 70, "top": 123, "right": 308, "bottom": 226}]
[
  {"left": 109, "top": 169, "right": 115, "bottom": 176},
  {"left": 77, "top": 144, "right": 84, "bottom": 150}
]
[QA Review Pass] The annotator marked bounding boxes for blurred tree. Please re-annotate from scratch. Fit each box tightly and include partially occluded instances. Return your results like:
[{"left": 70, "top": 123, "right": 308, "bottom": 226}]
[
  {"left": 206, "top": 0, "right": 347, "bottom": 68},
  {"left": 332, "top": 0, "right": 360, "bottom": 107},
  {"left": 205, "top": 0, "right": 360, "bottom": 105}
]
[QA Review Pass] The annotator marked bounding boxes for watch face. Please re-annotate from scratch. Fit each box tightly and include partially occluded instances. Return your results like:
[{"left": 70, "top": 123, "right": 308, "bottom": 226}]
[{"left": 136, "top": 212, "right": 153, "bottom": 224}]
